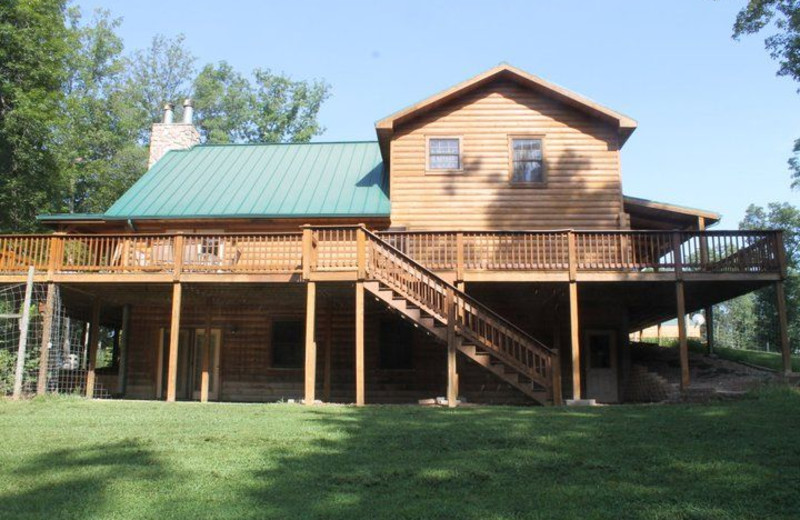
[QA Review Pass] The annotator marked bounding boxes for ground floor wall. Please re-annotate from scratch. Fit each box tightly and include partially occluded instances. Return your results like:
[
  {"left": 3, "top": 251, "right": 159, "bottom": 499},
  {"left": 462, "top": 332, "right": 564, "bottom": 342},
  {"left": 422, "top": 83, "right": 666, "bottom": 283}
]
[{"left": 123, "top": 284, "right": 534, "bottom": 404}]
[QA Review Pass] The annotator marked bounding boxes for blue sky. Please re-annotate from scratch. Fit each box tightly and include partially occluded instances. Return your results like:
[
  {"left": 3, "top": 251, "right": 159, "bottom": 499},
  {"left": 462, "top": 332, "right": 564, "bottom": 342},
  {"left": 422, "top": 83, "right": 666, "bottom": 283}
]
[{"left": 80, "top": 0, "right": 799, "bottom": 227}]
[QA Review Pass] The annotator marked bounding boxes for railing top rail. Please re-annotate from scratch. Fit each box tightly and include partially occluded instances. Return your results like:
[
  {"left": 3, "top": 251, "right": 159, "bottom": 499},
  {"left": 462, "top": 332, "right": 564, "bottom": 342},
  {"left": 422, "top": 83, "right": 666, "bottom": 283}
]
[
  {"left": 363, "top": 227, "right": 556, "bottom": 355},
  {"left": 0, "top": 228, "right": 784, "bottom": 239},
  {"left": 0, "top": 231, "right": 305, "bottom": 239}
]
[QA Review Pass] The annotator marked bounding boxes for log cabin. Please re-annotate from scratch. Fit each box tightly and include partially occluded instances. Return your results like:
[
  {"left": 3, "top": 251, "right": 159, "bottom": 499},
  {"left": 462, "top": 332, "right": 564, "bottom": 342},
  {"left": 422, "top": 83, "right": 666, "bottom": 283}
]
[{"left": 6, "top": 64, "right": 792, "bottom": 405}]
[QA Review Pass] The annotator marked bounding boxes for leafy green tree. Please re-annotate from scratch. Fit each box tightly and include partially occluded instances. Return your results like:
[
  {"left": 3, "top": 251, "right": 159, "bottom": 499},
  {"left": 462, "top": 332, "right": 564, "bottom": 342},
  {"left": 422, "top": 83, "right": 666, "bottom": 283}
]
[
  {"left": 193, "top": 64, "right": 330, "bottom": 144},
  {"left": 716, "top": 202, "right": 800, "bottom": 352},
  {"left": 0, "top": 0, "right": 69, "bottom": 231},
  {"left": 193, "top": 62, "right": 255, "bottom": 143},
  {"left": 120, "top": 34, "right": 197, "bottom": 139},
  {"left": 732, "top": 1, "right": 800, "bottom": 187},
  {"left": 251, "top": 69, "right": 330, "bottom": 143},
  {"left": 57, "top": 7, "right": 133, "bottom": 214}
]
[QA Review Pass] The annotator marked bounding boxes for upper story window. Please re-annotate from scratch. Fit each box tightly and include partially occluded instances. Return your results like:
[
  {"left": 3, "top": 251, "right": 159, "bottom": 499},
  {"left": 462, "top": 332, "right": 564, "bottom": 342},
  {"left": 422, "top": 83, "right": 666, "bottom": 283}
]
[
  {"left": 510, "top": 137, "right": 545, "bottom": 184},
  {"left": 427, "top": 137, "right": 461, "bottom": 171}
]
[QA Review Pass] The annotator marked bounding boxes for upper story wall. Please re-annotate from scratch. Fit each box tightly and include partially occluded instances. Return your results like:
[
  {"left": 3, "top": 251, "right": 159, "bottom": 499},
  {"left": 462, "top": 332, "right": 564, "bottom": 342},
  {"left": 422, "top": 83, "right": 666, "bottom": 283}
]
[{"left": 389, "top": 79, "right": 627, "bottom": 230}]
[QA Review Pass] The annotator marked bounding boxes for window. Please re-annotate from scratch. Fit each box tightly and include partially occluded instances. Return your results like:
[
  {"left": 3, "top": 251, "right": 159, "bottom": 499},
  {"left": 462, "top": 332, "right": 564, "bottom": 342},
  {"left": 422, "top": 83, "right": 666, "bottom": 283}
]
[
  {"left": 428, "top": 137, "right": 461, "bottom": 170},
  {"left": 510, "top": 138, "right": 544, "bottom": 184},
  {"left": 379, "top": 319, "right": 413, "bottom": 369},
  {"left": 271, "top": 320, "right": 304, "bottom": 368},
  {"left": 587, "top": 332, "right": 612, "bottom": 369},
  {"left": 200, "top": 237, "right": 221, "bottom": 257}
]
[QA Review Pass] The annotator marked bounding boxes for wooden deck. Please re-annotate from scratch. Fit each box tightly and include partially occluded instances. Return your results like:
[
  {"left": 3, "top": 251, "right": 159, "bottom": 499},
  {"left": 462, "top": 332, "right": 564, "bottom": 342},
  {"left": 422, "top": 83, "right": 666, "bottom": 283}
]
[{"left": 0, "top": 227, "right": 785, "bottom": 283}]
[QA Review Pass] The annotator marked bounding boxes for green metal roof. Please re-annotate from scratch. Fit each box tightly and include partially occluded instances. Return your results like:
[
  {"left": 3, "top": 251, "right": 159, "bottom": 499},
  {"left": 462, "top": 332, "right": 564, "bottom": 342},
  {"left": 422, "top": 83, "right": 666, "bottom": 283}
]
[
  {"left": 103, "top": 141, "right": 389, "bottom": 220},
  {"left": 37, "top": 213, "right": 106, "bottom": 222}
]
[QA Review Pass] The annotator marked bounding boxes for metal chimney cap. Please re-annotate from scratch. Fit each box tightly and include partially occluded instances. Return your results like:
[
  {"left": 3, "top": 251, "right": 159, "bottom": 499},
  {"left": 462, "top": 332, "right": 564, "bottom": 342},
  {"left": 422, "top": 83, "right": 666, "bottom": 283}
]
[
  {"left": 162, "top": 103, "right": 175, "bottom": 124},
  {"left": 183, "top": 99, "right": 194, "bottom": 107}
]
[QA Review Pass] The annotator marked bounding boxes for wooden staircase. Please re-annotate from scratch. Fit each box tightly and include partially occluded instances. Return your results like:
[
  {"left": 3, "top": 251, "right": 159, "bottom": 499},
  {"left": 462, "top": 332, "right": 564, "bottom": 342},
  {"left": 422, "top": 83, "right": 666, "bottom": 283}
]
[{"left": 362, "top": 229, "right": 561, "bottom": 405}]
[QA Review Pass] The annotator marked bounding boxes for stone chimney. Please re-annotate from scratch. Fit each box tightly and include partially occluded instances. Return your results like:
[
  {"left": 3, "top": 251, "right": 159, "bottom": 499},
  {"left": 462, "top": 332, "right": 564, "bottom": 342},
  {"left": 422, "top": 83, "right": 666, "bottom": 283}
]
[{"left": 148, "top": 99, "right": 201, "bottom": 168}]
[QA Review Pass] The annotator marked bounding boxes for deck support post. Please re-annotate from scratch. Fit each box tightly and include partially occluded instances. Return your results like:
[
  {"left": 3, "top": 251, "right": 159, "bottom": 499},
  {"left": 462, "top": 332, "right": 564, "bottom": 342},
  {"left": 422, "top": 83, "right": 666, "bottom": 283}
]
[
  {"left": 676, "top": 281, "right": 689, "bottom": 391},
  {"left": 355, "top": 281, "right": 365, "bottom": 406},
  {"left": 166, "top": 282, "right": 182, "bottom": 402},
  {"left": 568, "top": 282, "right": 581, "bottom": 400},
  {"left": 85, "top": 298, "right": 101, "bottom": 398},
  {"left": 118, "top": 304, "right": 131, "bottom": 396},
  {"left": 446, "top": 287, "right": 459, "bottom": 408},
  {"left": 304, "top": 281, "right": 317, "bottom": 405},
  {"left": 323, "top": 301, "right": 332, "bottom": 402},
  {"left": 776, "top": 281, "right": 792, "bottom": 375},
  {"left": 200, "top": 304, "right": 211, "bottom": 403},
  {"left": 36, "top": 282, "right": 56, "bottom": 395}
]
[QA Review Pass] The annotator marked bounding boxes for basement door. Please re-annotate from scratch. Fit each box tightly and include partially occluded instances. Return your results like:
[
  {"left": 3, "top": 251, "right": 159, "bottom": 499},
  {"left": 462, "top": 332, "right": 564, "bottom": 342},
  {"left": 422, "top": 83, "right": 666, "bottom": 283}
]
[
  {"left": 191, "top": 328, "right": 221, "bottom": 401},
  {"left": 157, "top": 328, "right": 221, "bottom": 400},
  {"left": 584, "top": 330, "right": 618, "bottom": 403}
]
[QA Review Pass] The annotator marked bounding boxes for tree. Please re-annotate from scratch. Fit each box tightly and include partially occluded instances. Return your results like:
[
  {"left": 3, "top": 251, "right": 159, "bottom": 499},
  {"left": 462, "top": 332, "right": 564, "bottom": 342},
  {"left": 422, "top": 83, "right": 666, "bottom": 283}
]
[
  {"left": 716, "top": 202, "right": 800, "bottom": 351},
  {"left": 0, "top": 4, "right": 332, "bottom": 230},
  {"left": 193, "top": 62, "right": 255, "bottom": 143},
  {"left": 120, "top": 34, "right": 196, "bottom": 141},
  {"left": 0, "top": 0, "right": 69, "bottom": 231},
  {"left": 57, "top": 7, "right": 132, "bottom": 214},
  {"left": 251, "top": 69, "right": 330, "bottom": 143},
  {"left": 193, "top": 64, "right": 330, "bottom": 144},
  {"left": 732, "top": 1, "right": 800, "bottom": 187}
]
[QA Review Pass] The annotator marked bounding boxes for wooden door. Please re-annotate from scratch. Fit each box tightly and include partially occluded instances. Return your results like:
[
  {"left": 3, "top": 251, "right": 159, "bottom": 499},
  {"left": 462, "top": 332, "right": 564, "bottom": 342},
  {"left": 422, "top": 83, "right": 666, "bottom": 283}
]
[
  {"left": 191, "top": 328, "right": 221, "bottom": 400},
  {"left": 156, "top": 328, "right": 191, "bottom": 400},
  {"left": 584, "top": 330, "right": 618, "bottom": 403}
]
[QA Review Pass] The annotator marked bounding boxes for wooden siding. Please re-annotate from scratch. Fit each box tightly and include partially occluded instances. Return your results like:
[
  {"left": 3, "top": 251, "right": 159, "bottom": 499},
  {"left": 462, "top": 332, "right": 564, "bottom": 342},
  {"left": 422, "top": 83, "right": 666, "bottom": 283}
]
[
  {"left": 390, "top": 79, "right": 625, "bottom": 230},
  {"left": 123, "top": 285, "right": 534, "bottom": 404}
]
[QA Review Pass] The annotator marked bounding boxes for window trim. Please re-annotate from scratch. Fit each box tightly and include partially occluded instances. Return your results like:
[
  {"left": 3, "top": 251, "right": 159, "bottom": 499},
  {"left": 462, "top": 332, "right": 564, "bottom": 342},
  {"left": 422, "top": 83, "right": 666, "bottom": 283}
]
[
  {"left": 508, "top": 135, "right": 547, "bottom": 187},
  {"left": 425, "top": 135, "right": 464, "bottom": 174}
]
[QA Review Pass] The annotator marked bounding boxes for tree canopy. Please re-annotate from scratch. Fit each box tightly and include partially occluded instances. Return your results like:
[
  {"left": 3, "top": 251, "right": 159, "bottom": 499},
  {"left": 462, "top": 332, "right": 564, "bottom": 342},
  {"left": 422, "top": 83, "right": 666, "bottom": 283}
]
[
  {"left": 732, "top": 0, "right": 800, "bottom": 188},
  {"left": 0, "top": 1, "right": 331, "bottom": 231}
]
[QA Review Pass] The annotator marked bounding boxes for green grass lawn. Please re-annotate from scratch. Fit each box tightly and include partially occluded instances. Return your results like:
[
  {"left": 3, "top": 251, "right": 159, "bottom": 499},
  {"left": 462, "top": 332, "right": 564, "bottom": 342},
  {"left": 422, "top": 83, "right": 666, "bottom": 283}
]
[
  {"left": 713, "top": 347, "right": 800, "bottom": 373},
  {"left": 2, "top": 390, "right": 800, "bottom": 520}
]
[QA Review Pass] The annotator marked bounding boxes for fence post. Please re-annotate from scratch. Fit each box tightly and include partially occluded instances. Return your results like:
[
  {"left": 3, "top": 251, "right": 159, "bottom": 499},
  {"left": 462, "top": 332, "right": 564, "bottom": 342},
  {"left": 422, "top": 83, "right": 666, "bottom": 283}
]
[
  {"left": 36, "top": 282, "right": 56, "bottom": 395},
  {"left": 173, "top": 233, "right": 184, "bottom": 281},
  {"left": 672, "top": 232, "right": 683, "bottom": 280},
  {"left": 47, "top": 233, "right": 65, "bottom": 279},
  {"left": 446, "top": 287, "right": 458, "bottom": 408},
  {"left": 697, "top": 217, "right": 709, "bottom": 269},
  {"left": 12, "top": 266, "right": 35, "bottom": 399},
  {"left": 456, "top": 232, "right": 464, "bottom": 283},
  {"left": 356, "top": 226, "right": 367, "bottom": 280},
  {"left": 776, "top": 230, "right": 788, "bottom": 279},
  {"left": 302, "top": 225, "right": 314, "bottom": 280},
  {"left": 567, "top": 231, "right": 577, "bottom": 282}
]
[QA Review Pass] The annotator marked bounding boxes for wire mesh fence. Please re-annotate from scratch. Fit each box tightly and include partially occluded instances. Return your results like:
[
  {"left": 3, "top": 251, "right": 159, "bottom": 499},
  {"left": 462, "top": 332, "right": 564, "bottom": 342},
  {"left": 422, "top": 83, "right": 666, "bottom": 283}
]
[{"left": 0, "top": 281, "right": 115, "bottom": 398}]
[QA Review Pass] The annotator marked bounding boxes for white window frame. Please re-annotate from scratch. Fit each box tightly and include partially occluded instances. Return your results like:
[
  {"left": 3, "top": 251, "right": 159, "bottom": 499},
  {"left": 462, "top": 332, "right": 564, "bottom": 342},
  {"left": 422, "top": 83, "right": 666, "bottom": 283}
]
[{"left": 426, "top": 136, "right": 463, "bottom": 174}]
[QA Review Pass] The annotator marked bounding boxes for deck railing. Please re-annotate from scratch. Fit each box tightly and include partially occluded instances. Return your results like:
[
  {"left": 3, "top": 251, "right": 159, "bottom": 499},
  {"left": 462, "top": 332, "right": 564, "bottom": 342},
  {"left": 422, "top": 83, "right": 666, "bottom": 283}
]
[{"left": 0, "top": 229, "right": 784, "bottom": 277}]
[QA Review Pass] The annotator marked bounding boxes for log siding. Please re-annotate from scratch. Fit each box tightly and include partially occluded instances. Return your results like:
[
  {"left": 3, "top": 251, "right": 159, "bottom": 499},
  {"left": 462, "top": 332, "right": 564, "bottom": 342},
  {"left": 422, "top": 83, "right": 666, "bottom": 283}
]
[{"left": 389, "top": 79, "right": 625, "bottom": 230}]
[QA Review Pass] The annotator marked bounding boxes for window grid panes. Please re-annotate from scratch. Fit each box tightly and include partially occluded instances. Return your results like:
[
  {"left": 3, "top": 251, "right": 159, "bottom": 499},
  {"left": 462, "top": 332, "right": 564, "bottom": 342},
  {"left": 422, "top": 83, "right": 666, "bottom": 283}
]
[
  {"left": 511, "top": 138, "right": 544, "bottom": 183},
  {"left": 429, "top": 138, "right": 460, "bottom": 170}
]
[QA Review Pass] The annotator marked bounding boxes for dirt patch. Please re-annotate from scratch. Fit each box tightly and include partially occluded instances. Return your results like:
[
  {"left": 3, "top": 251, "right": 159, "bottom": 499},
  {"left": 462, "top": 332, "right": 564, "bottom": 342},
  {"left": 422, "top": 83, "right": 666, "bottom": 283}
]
[{"left": 630, "top": 343, "right": 777, "bottom": 399}]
